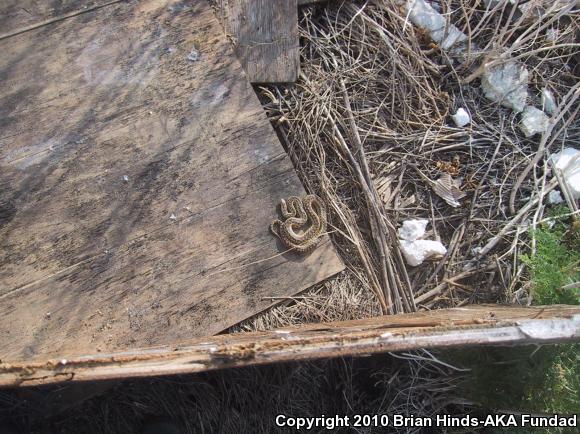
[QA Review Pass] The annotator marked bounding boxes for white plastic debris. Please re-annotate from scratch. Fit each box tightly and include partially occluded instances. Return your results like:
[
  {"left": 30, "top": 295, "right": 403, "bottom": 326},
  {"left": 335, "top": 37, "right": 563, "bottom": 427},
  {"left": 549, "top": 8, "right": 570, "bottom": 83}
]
[
  {"left": 398, "top": 219, "right": 428, "bottom": 241},
  {"left": 452, "top": 108, "right": 470, "bottom": 127},
  {"left": 550, "top": 148, "right": 580, "bottom": 171},
  {"left": 407, "top": 0, "right": 467, "bottom": 52},
  {"left": 123, "top": 175, "right": 129, "bottom": 182},
  {"left": 400, "top": 239, "right": 447, "bottom": 267},
  {"left": 548, "top": 190, "right": 564, "bottom": 205},
  {"left": 541, "top": 88, "right": 557, "bottom": 115},
  {"left": 398, "top": 219, "right": 447, "bottom": 266},
  {"left": 169, "top": 213, "right": 177, "bottom": 220},
  {"left": 549, "top": 148, "right": 580, "bottom": 199},
  {"left": 481, "top": 62, "right": 529, "bottom": 113},
  {"left": 520, "top": 106, "right": 550, "bottom": 137}
]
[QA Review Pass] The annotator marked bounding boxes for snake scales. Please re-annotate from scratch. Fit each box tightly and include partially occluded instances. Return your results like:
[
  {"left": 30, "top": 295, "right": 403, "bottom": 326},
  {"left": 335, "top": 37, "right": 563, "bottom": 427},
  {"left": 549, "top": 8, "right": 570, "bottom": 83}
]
[{"left": 270, "top": 195, "right": 327, "bottom": 253}]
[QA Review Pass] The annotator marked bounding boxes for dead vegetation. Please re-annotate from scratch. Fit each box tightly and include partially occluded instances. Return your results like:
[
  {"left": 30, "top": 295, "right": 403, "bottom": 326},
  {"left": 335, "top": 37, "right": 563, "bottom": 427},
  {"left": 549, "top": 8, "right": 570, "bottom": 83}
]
[
  {"left": 2, "top": 351, "right": 466, "bottom": 434},
  {"left": 235, "top": 272, "right": 382, "bottom": 332},
  {"left": 237, "top": 0, "right": 579, "bottom": 331}
]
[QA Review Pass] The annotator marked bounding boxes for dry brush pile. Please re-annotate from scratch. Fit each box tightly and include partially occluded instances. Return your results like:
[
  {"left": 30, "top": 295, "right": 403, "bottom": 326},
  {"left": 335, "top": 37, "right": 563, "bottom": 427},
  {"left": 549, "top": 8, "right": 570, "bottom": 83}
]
[{"left": 239, "top": 0, "right": 579, "bottom": 330}]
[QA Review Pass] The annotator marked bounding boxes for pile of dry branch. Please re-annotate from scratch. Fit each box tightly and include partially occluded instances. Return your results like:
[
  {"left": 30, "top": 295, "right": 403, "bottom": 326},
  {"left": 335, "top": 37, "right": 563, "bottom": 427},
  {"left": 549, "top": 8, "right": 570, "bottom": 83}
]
[{"left": 238, "top": 0, "right": 578, "bottom": 330}]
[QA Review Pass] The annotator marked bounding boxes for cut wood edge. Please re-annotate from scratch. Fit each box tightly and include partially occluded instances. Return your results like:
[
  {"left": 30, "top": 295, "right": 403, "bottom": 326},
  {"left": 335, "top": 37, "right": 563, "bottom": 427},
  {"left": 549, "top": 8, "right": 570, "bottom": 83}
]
[
  {"left": 1, "top": 305, "right": 578, "bottom": 388},
  {"left": 214, "top": 0, "right": 300, "bottom": 83}
]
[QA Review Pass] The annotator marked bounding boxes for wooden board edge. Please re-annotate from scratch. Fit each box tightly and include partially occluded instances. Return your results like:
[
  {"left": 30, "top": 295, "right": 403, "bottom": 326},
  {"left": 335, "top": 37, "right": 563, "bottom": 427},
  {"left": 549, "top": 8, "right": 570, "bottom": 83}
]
[
  {"left": 217, "top": 260, "right": 345, "bottom": 334},
  {"left": 1, "top": 305, "right": 578, "bottom": 388}
]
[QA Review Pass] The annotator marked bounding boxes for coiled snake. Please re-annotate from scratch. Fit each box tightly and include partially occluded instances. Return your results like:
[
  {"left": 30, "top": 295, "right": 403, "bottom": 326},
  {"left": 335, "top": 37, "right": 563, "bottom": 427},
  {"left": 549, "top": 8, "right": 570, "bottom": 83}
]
[{"left": 270, "top": 195, "right": 327, "bottom": 253}]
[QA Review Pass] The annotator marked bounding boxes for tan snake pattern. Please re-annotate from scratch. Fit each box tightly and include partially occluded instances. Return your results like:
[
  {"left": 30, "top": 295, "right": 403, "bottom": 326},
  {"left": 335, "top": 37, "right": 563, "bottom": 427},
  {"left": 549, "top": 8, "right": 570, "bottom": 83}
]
[{"left": 270, "top": 195, "right": 327, "bottom": 253}]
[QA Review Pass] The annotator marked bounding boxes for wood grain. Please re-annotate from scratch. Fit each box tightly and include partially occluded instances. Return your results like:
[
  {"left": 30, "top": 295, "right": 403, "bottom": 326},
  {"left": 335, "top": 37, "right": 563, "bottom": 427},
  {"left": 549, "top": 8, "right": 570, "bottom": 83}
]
[
  {"left": 0, "top": 0, "right": 120, "bottom": 39},
  {"left": 214, "top": 0, "right": 299, "bottom": 83},
  {"left": 1, "top": 305, "right": 578, "bottom": 387},
  {"left": 0, "top": 0, "right": 343, "bottom": 363}
]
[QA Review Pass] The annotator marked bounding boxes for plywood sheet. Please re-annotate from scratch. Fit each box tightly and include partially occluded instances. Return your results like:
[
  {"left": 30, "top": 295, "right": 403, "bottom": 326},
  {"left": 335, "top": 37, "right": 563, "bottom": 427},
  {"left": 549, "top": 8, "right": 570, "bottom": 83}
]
[
  {"left": 214, "top": 0, "right": 299, "bottom": 83},
  {"left": 0, "top": 0, "right": 343, "bottom": 363},
  {"left": 0, "top": 0, "right": 118, "bottom": 38}
]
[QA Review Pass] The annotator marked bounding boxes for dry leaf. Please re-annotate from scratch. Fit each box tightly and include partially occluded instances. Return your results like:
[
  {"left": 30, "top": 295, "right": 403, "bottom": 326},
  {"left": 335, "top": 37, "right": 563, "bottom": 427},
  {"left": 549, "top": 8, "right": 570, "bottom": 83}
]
[
  {"left": 374, "top": 174, "right": 396, "bottom": 206},
  {"left": 432, "top": 173, "right": 466, "bottom": 207},
  {"left": 399, "top": 194, "right": 416, "bottom": 208}
]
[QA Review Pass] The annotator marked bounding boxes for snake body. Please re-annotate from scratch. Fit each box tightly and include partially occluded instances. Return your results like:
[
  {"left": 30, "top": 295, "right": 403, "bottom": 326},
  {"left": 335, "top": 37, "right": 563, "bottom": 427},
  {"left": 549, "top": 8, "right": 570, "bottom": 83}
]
[{"left": 270, "top": 195, "right": 327, "bottom": 253}]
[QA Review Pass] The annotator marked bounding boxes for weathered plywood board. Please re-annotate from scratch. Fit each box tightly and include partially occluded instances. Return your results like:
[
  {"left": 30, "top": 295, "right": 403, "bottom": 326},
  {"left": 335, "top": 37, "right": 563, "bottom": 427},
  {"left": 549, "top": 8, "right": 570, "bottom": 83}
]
[
  {"left": 0, "top": 0, "right": 119, "bottom": 39},
  {"left": 214, "top": 0, "right": 299, "bottom": 83},
  {"left": 1, "top": 305, "right": 578, "bottom": 387},
  {"left": 0, "top": 0, "right": 343, "bottom": 363}
]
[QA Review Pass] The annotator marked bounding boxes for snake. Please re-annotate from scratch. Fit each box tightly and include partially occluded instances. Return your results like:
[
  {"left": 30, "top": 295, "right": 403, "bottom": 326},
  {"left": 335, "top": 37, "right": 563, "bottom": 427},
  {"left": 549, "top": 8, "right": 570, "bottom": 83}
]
[{"left": 270, "top": 195, "right": 327, "bottom": 253}]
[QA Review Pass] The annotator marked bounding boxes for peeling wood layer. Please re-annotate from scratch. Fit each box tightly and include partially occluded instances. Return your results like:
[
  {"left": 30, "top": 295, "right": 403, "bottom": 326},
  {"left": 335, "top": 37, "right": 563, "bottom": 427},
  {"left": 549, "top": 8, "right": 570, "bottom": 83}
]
[{"left": 1, "top": 305, "right": 578, "bottom": 387}]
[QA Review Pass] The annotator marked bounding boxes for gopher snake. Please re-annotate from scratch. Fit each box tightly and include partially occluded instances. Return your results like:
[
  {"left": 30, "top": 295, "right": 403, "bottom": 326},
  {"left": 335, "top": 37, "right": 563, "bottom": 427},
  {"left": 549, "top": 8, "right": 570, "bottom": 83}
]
[{"left": 270, "top": 195, "right": 327, "bottom": 253}]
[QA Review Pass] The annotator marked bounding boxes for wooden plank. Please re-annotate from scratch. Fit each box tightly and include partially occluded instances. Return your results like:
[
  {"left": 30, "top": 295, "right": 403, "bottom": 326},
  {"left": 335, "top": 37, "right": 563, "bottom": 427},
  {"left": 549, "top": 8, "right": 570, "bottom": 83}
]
[
  {"left": 0, "top": 0, "right": 119, "bottom": 39},
  {"left": 0, "top": 0, "right": 343, "bottom": 363},
  {"left": 1, "top": 305, "right": 578, "bottom": 387},
  {"left": 214, "top": 0, "right": 299, "bottom": 83}
]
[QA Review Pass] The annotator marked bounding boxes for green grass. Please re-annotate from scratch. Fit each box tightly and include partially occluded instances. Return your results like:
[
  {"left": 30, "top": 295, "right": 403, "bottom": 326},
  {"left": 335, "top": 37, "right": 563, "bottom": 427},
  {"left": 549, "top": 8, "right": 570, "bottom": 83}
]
[
  {"left": 520, "top": 205, "right": 580, "bottom": 305},
  {"left": 445, "top": 343, "right": 579, "bottom": 415},
  {"left": 441, "top": 206, "right": 579, "bottom": 420}
]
